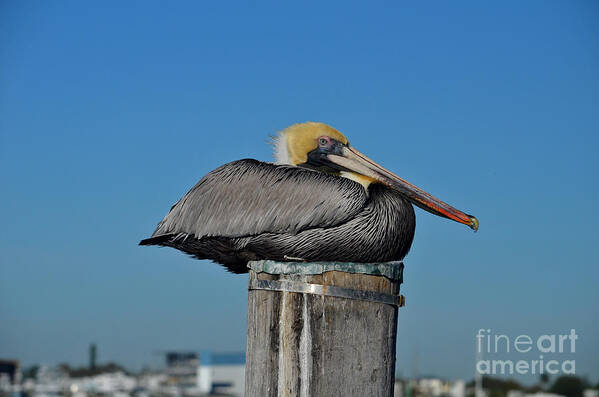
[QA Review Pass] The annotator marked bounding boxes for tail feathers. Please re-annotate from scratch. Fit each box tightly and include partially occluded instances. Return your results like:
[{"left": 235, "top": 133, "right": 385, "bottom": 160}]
[{"left": 139, "top": 234, "right": 176, "bottom": 246}]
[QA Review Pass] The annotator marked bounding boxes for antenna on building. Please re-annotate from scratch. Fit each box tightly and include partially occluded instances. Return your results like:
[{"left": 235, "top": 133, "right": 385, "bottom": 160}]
[
  {"left": 89, "top": 343, "right": 97, "bottom": 370},
  {"left": 475, "top": 338, "right": 483, "bottom": 397}
]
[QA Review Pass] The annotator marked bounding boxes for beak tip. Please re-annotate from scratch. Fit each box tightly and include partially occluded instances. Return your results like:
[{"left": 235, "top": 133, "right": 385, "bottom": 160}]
[{"left": 468, "top": 215, "right": 479, "bottom": 232}]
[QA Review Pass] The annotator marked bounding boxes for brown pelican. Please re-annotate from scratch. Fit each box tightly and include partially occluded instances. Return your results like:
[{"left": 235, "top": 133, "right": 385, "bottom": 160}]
[{"left": 140, "top": 122, "right": 478, "bottom": 273}]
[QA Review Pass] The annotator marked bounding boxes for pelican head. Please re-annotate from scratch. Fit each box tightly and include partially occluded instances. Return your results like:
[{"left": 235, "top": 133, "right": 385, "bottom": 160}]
[{"left": 273, "top": 122, "right": 479, "bottom": 231}]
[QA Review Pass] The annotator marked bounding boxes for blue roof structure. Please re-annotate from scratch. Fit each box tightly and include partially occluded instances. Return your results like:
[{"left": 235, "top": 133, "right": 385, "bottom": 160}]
[{"left": 199, "top": 351, "right": 245, "bottom": 366}]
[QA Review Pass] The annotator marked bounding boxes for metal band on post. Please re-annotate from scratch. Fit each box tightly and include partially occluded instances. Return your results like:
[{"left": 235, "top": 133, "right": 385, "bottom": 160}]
[{"left": 249, "top": 278, "right": 405, "bottom": 307}]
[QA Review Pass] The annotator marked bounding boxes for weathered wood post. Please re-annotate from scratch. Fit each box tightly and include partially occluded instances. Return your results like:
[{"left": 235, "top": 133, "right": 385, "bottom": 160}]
[{"left": 245, "top": 260, "right": 404, "bottom": 397}]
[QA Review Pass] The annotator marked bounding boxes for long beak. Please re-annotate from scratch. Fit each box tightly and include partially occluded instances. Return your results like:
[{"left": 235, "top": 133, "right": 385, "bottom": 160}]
[{"left": 328, "top": 146, "right": 479, "bottom": 231}]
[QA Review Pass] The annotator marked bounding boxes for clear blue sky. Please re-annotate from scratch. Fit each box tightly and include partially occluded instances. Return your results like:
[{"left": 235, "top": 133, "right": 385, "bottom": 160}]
[{"left": 1, "top": 0, "right": 597, "bottom": 384}]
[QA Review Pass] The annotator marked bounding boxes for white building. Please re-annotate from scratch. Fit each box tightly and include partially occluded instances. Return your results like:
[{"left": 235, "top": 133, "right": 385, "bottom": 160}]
[
  {"left": 450, "top": 380, "right": 466, "bottom": 397},
  {"left": 197, "top": 352, "right": 245, "bottom": 396},
  {"left": 584, "top": 390, "right": 599, "bottom": 397}
]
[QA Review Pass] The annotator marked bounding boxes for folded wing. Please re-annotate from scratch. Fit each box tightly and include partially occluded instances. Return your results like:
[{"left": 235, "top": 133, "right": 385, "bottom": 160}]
[{"left": 146, "top": 159, "right": 368, "bottom": 241}]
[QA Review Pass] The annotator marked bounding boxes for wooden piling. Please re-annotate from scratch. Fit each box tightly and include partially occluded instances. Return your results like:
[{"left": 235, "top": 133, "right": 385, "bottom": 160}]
[{"left": 245, "top": 260, "right": 404, "bottom": 397}]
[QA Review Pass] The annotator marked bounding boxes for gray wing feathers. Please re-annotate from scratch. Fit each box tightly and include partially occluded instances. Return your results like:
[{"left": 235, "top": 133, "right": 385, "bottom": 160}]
[{"left": 152, "top": 159, "right": 367, "bottom": 239}]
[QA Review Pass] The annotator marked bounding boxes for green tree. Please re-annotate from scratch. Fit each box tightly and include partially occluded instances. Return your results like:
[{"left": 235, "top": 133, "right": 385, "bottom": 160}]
[
  {"left": 21, "top": 365, "right": 39, "bottom": 380},
  {"left": 549, "top": 375, "right": 589, "bottom": 397}
]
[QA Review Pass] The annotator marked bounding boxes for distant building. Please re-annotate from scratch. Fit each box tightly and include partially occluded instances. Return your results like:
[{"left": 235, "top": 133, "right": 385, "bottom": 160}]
[
  {"left": 160, "top": 350, "right": 245, "bottom": 396},
  {"left": 164, "top": 351, "right": 199, "bottom": 386},
  {"left": 451, "top": 380, "right": 466, "bottom": 397},
  {"left": 397, "top": 377, "right": 467, "bottom": 397},
  {"left": 197, "top": 352, "right": 245, "bottom": 396},
  {"left": 584, "top": 390, "right": 599, "bottom": 397},
  {"left": 417, "top": 378, "right": 449, "bottom": 397},
  {"left": 508, "top": 391, "right": 564, "bottom": 397},
  {"left": 394, "top": 379, "right": 405, "bottom": 397},
  {"left": 0, "top": 359, "right": 20, "bottom": 384}
]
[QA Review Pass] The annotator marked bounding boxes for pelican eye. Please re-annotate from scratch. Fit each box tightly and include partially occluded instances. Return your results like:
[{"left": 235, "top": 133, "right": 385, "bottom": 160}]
[{"left": 318, "top": 137, "right": 329, "bottom": 146}]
